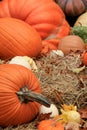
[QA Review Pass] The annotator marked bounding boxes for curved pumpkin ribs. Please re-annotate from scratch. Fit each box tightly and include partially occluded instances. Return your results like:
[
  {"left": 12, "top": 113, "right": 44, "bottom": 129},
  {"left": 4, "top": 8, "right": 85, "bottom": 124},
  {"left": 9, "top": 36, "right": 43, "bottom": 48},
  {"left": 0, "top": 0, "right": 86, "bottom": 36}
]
[
  {"left": 55, "top": 0, "right": 87, "bottom": 16},
  {"left": 0, "top": 18, "right": 42, "bottom": 60},
  {"left": 0, "top": 64, "right": 50, "bottom": 127},
  {"left": 0, "top": 0, "right": 70, "bottom": 55}
]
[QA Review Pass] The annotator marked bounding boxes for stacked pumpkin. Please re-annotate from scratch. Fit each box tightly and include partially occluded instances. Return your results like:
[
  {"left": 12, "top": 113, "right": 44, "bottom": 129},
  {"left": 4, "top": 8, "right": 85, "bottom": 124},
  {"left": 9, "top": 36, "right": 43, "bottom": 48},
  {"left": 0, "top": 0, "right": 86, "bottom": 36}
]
[
  {"left": 0, "top": 0, "right": 71, "bottom": 127},
  {"left": 0, "top": 0, "right": 70, "bottom": 57},
  {"left": 0, "top": 0, "right": 86, "bottom": 128}
]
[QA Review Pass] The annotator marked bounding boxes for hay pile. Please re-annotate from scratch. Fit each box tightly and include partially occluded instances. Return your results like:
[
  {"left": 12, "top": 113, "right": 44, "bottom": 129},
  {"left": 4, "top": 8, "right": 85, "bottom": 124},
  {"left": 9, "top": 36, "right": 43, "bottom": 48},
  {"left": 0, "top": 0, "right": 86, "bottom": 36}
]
[{"left": 35, "top": 51, "right": 87, "bottom": 108}]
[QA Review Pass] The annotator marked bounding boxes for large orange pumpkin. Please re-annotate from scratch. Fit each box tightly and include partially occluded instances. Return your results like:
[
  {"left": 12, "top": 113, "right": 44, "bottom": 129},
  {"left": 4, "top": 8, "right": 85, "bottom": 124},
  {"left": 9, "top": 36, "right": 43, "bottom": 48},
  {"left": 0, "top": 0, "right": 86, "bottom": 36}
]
[
  {"left": 0, "top": 0, "right": 70, "bottom": 39},
  {"left": 0, "top": 18, "right": 42, "bottom": 60},
  {"left": 0, "top": 64, "right": 50, "bottom": 127}
]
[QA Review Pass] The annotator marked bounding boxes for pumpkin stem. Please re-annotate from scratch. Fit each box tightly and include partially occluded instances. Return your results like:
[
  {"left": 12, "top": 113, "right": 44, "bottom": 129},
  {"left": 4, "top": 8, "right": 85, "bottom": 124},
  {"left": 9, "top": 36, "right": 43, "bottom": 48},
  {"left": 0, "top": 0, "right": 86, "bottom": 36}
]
[{"left": 16, "top": 87, "right": 51, "bottom": 107}]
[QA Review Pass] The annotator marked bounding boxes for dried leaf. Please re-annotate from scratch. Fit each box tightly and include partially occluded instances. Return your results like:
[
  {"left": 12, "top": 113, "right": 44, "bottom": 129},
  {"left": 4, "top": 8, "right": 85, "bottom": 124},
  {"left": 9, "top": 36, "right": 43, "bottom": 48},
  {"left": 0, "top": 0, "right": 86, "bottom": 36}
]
[
  {"left": 71, "top": 66, "right": 85, "bottom": 74},
  {"left": 38, "top": 113, "right": 51, "bottom": 121},
  {"left": 53, "top": 89, "right": 64, "bottom": 105},
  {"left": 78, "top": 108, "right": 87, "bottom": 119},
  {"left": 65, "top": 122, "right": 80, "bottom": 130}
]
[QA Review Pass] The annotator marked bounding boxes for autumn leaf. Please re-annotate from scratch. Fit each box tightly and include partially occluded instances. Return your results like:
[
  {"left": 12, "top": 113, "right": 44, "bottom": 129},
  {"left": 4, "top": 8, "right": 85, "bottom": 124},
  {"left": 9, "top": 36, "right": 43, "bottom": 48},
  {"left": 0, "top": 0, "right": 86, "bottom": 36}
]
[
  {"left": 78, "top": 108, "right": 87, "bottom": 119},
  {"left": 38, "top": 113, "right": 51, "bottom": 121}
]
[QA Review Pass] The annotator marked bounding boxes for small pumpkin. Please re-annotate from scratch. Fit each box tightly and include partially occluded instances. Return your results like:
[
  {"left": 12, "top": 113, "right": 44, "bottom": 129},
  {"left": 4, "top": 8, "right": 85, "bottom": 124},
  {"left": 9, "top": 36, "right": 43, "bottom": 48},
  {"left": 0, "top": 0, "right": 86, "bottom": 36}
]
[
  {"left": 55, "top": 0, "right": 87, "bottom": 16},
  {"left": 0, "top": 64, "right": 50, "bottom": 127},
  {"left": 38, "top": 119, "right": 64, "bottom": 130},
  {"left": 58, "top": 35, "right": 85, "bottom": 55},
  {"left": 82, "top": 51, "right": 87, "bottom": 65},
  {"left": 0, "top": 18, "right": 42, "bottom": 60},
  {"left": 0, "top": 0, "right": 70, "bottom": 39}
]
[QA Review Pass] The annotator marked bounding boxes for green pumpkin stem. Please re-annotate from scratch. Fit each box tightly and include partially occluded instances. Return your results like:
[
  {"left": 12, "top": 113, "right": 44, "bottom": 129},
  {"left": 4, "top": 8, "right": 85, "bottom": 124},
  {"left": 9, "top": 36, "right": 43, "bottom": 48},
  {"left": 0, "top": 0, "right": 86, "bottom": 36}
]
[{"left": 16, "top": 86, "right": 51, "bottom": 107}]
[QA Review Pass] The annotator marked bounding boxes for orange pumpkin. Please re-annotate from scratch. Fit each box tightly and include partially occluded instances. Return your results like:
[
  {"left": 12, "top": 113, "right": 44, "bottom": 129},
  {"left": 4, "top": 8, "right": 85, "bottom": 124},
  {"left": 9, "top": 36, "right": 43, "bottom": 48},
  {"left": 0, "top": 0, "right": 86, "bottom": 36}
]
[
  {"left": 0, "top": 18, "right": 42, "bottom": 60},
  {"left": 0, "top": 64, "right": 50, "bottom": 127},
  {"left": 38, "top": 119, "right": 64, "bottom": 130},
  {"left": 82, "top": 51, "right": 87, "bottom": 65},
  {"left": 41, "top": 38, "right": 60, "bottom": 54},
  {"left": 55, "top": 0, "right": 87, "bottom": 16},
  {"left": 0, "top": 0, "right": 70, "bottom": 39}
]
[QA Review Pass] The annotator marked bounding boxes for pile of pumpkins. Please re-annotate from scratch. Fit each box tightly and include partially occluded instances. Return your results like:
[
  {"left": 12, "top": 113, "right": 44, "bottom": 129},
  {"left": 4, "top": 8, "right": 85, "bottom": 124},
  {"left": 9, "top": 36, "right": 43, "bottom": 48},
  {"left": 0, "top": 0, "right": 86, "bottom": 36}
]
[{"left": 0, "top": 0, "right": 87, "bottom": 129}]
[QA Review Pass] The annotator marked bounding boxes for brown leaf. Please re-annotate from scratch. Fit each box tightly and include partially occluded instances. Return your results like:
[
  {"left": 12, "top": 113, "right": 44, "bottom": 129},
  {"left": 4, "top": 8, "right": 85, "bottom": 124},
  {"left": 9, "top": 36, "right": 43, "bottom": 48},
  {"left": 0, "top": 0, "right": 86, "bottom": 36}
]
[
  {"left": 53, "top": 89, "right": 64, "bottom": 105},
  {"left": 38, "top": 113, "right": 51, "bottom": 121},
  {"left": 78, "top": 108, "right": 87, "bottom": 119}
]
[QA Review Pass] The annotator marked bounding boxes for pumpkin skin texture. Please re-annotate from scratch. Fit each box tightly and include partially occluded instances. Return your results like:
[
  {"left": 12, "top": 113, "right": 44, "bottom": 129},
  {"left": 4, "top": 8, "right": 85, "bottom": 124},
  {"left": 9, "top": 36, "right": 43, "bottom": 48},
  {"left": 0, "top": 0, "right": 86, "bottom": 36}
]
[
  {"left": 0, "top": 64, "right": 41, "bottom": 127},
  {"left": 55, "top": 0, "right": 87, "bottom": 16},
  {"left": 82, "top": 51, "right": 87, "bottom": 65},
  {"left": 0, "top": 0, "right": 70, "bottom": 39},
  {"left": 0, "top": 18, "right": 42, "bottom": 60},
  {"left": 38, "top": 119, "right": 64, "bottom": 130},
  {"left": 58, "top": 35, "right": 85, "bottom": 55}
]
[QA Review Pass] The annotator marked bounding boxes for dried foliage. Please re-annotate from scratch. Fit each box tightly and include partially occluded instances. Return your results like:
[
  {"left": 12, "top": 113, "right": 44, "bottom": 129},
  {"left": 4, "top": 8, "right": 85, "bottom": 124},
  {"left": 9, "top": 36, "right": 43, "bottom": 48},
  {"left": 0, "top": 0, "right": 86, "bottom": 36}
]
[{"left": 35, "top": 51, "right": 87, "bottom": 109}]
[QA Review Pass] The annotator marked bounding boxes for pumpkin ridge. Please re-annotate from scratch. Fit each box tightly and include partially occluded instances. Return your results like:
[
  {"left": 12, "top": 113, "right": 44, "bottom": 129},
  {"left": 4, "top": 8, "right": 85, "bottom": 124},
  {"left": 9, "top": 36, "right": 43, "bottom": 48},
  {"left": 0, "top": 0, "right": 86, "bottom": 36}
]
[
  {"left": 0, "top": 0, "right": 11, "bottom": 17},
  {"left": 63, "top": 0, "right": 68, "bottom": 11},
  {"left": 0, "top": 18, "right": 42, "bottom": 59},
  {"left": 72, "top": 0, "right": 75, "bottom": 15},
  {"left": 0, "top": 102, "right": 21, "bottom": 126},
  {"left": 6, "top": 0, "right": 12, "bottom": 17},
  {"left": 82, "top": 0, "right": 87, "bottom": 8},
  {"left": 0, "top": 27, "right": 26, "bottom": 55},
  {"left": 0, "top": 64, "right": 42, "bottom": 126},
  {"left": 73, "top": 0, "right": 85, "bottom": 16}
]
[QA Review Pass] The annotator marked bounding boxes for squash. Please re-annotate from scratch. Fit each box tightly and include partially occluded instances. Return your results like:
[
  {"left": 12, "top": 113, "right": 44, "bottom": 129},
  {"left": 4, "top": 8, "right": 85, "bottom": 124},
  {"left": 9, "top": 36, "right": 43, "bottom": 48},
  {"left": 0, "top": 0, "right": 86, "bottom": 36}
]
[
  {"left": 38, "top": 119, "right": 64, "bottom": 130},
  {"left": 0, "top": 64, "right": 50, "bottom": 127},
  {"left": 58, "top": 35, "right": 85, "bottom": 55},
  {"left": 0, "top": 18, "right": 42, "bottom": 60},
  {"left": 74, "top": 12, "right": 87, "bottom": 26},
  {"left": 55, "top": 0, "right": 87, "bottom": 16},
  {"left": 0, "top": 0, "right": 70, "bottom": 39},
  {"left": 9, "top": 56, "right": 38, "bottom": 71}
]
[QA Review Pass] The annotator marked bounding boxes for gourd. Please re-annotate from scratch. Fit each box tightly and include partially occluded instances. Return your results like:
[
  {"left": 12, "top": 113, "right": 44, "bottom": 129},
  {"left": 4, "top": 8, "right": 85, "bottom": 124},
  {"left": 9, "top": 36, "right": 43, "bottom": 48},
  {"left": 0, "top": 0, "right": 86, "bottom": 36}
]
[
  {"left": 74, "top": 12, "right": 87, "bottom": 26},
  {"left": 0, "top": 64, "right": 50, "bottom": 127},
  {"left": 0, "top": 0, "right": 70, "bottom": 39},
  {"left": 9, "top": 56, "right": 38, "bottom": 71},
  {"left": 58, "top": 35, "right": 85, "bottom": 55},
  {"left": 0, "top": 18, "right": 42, "bottom": 60},
  {"left": 55, "top": 0, "right": 87, "bottom": 16},
  {"left": 38, "top": 119, "right": 64, "bottom": 130}
]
